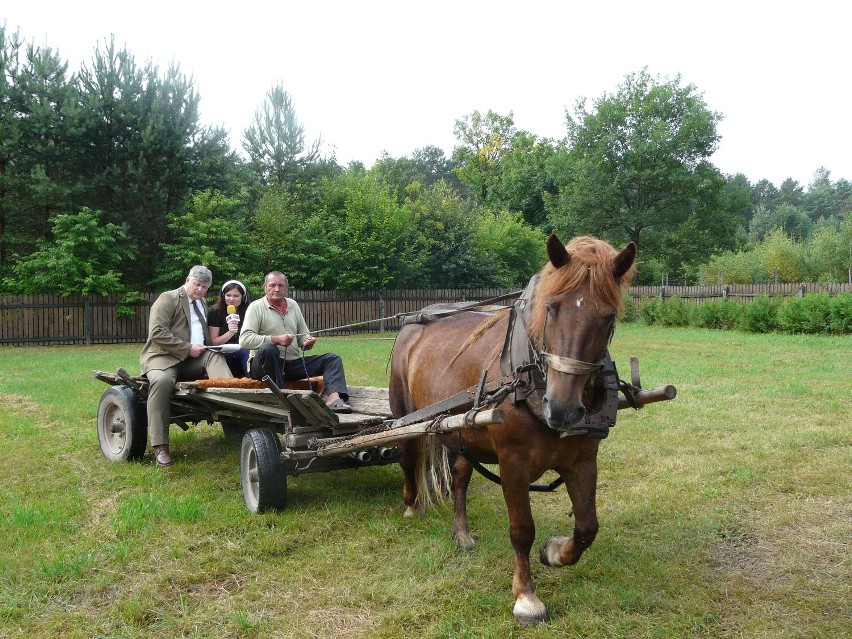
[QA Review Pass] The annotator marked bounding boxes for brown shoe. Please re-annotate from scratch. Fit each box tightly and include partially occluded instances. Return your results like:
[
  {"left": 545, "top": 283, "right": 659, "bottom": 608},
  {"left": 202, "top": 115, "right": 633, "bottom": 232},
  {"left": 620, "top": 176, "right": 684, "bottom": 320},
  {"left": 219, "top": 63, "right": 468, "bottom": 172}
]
[{"left": 153, "top": 445, "right": 174, "bottom": 467}]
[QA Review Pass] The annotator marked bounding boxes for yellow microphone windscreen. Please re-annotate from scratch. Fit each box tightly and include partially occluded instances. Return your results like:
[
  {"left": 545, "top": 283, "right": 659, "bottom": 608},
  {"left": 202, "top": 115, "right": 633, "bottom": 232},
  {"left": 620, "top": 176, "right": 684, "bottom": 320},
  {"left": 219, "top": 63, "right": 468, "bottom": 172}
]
[{"left": 227, "top": 305, "right": 236, "bottom": 314}]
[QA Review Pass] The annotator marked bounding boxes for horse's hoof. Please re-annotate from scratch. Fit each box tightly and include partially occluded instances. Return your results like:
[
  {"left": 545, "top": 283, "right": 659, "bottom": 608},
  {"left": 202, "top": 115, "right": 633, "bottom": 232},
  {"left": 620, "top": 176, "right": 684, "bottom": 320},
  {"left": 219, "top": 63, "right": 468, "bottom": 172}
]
[
  {"left": 513, "top": 595, "right": 549, "bottom": 626},
  {"left": 539, "top": 536, "right": 572, "bottom": 567},
  {"left": 453, "top": 531, "right": 475, "bottom": 551},
  {"left": 403, "top": 505, "right": 422, "bottom": 518}
]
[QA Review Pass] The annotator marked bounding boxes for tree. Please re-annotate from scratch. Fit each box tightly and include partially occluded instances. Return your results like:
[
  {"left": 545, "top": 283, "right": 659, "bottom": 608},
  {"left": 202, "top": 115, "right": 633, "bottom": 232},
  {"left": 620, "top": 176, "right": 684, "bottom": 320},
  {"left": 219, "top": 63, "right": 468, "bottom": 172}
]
[
  {"left": 411, "top": 145, "right": 460, "bottom": 190},
  {"left": 402, "top": 180, "right": 484, "bottom": 287},
  {"left": 748, "top": 202, "right": 813, "bottom": 242},
  {"left": 75, "top": 38, "right": 238, "bottom": 288},
  {"left": 242, "top": 83, "right": 321, "bottom": 194},
  {"left": 0, "top": 25, "right": 25, "bottom": 271},
  {"left": 778, "top": 178, "right": 804, "bottom": 209},
  {"left": 808, "top": 214, "right": 852, "bottom": 282},
  {"left": 154, "top": 190, "right": 262, "bottom": 291},
  {"left": 452, "top": 110, "right": 517, "bottom": 203},
  {"left": 548, "top": 68, "right": 740, "bottom": 280},
  {"left": 803, "top": 168, "right": 837, "bottom": 222},
  {"left": 490, "top": 132, "right": 557, "bottom": 228},
  {"left": 2, "top": 207, "right": 129, "bottom": 294},
  {"left": 471, "top": 210, "right": 548, "bottom": 286},
  {"left": 752, "top": 179, "right": 781, "bottom": 214}
]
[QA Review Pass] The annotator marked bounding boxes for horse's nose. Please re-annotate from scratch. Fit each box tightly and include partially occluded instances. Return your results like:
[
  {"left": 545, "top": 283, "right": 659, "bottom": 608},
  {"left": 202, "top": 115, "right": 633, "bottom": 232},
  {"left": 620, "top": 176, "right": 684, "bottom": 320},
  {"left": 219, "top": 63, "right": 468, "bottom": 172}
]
[{"left": 542, "top": 394, "right": 586, "bottom": 431}]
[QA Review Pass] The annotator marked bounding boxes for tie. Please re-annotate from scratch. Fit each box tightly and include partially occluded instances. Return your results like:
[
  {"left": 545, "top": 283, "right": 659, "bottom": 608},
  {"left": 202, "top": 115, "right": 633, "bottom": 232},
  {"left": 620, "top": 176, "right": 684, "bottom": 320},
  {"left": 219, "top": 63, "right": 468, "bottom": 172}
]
[
  {"left": 191, "top": 300, "right": 208, "bottom": 346},
  {"left": 191, "top": 300, "right": 206, "bottom": 325}
]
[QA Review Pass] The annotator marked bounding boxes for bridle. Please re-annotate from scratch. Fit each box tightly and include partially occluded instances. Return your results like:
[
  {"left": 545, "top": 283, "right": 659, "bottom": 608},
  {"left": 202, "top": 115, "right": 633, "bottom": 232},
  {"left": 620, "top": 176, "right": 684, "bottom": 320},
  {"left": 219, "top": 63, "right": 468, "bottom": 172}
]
[{"left": 500, "top": 272, "right": 620, "bottom": 437}]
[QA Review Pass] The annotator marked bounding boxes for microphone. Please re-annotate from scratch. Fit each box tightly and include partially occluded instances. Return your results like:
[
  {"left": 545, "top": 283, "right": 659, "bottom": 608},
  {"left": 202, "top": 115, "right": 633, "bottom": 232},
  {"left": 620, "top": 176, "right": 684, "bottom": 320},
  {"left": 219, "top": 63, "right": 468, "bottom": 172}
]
[{"left": 226, "top": 305, "right": 240, "bottom": 326}]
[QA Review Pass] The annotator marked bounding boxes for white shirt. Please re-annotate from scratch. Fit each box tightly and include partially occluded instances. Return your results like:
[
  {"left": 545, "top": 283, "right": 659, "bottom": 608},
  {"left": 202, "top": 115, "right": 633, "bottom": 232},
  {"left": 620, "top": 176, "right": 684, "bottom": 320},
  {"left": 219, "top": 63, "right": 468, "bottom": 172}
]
[{"left": 189, "top": 300, "right": 205, "bottom": 345}]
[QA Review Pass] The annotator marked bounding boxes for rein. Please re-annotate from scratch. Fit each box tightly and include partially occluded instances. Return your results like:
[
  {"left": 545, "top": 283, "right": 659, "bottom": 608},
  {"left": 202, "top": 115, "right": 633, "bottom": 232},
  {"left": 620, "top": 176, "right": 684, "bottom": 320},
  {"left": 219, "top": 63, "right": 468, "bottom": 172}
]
[{"left": 294, "top": 290, "right": 524, "bottom": 337}]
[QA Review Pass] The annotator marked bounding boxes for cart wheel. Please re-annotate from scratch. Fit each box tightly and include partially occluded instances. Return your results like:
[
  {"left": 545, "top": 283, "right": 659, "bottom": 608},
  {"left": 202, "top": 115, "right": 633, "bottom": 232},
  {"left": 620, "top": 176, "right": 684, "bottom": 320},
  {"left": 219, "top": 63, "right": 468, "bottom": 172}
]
[
  {"left": 97, "top": 385, "right": 148, "bottom": 462},
  {"left": 241, "top": 428, "right": 287, "bottom": 513}
]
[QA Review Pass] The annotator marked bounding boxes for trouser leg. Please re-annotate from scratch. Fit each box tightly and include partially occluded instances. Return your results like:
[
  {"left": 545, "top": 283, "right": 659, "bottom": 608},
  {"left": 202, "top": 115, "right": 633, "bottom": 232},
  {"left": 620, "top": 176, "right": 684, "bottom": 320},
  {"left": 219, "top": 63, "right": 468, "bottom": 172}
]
[
  {"left": 287, "top": 352, "right": 348, "bottom": 401},
  {"left": 202, "top": 351, "right": 235, "bottom": 379},
  {"left": 145, "top": 366, "right": 178, "bottom": 447},
  {"left": 225, "top": 349, "right": 250, "bottom": 377},
  {"left": 250, "top": 342, "right": 284, "bottom": 386}
]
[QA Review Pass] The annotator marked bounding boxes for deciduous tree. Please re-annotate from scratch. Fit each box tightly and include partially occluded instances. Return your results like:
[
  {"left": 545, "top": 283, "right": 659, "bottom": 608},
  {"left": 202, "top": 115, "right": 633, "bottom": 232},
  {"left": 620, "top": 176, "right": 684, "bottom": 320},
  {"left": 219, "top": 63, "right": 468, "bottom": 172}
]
[{"left": 548, "top": 68, "right": 740, "bottom": 280}]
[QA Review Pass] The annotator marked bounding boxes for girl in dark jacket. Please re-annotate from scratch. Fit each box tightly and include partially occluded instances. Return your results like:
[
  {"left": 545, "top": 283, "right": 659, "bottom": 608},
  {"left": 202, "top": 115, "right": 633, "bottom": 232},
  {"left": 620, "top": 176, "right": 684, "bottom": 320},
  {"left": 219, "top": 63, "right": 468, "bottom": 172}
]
[{"left": 208, "top": 279, "right": 251, "bottom": 377}]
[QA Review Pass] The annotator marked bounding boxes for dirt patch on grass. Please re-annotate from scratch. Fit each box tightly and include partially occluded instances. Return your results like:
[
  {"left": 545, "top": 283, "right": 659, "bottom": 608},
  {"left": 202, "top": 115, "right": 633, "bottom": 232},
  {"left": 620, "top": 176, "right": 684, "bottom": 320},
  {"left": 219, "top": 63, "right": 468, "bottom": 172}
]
[
  {"left": 0, "top": 393, "right": 40, "bottom": 414},
  {"left": 711, "top": 499, "right": 850, "bottom": 584}
]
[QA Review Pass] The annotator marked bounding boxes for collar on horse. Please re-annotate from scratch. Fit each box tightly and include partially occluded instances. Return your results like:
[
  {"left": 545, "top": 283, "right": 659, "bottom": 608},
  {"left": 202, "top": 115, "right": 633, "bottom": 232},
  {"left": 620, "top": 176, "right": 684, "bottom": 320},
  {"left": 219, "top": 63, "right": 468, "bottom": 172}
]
[{"left": 499, "top": 274, "right": 620, "bottom": 438}]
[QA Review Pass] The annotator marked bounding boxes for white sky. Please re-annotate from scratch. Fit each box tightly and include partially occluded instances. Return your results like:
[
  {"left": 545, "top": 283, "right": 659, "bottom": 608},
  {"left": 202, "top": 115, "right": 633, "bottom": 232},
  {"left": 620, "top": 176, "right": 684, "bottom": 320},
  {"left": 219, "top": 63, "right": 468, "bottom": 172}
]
[{"left": 4, "top": 0, "right": 849, "bottom": 188}]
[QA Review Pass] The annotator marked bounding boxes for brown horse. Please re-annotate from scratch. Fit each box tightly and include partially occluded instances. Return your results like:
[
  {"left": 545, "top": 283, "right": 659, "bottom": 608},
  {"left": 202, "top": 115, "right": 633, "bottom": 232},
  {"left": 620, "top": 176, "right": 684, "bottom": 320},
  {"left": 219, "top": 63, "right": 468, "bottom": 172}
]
[{"left": 389, "top": 235, "right": 637, "bottom": 626}]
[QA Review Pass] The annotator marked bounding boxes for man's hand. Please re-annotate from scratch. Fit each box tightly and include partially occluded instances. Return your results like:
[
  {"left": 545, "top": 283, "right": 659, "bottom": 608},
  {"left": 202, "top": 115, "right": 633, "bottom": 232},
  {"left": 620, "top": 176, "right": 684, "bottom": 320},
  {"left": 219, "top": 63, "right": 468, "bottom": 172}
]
[
  {"left": 189, "top": 344, "right": 206, "bottom": 358},
  {"left": 272, "top": 333, "right": 294, "bottom": 347},
  {"left": 302, "top": 335, "right": 316, "bottom": 350}
]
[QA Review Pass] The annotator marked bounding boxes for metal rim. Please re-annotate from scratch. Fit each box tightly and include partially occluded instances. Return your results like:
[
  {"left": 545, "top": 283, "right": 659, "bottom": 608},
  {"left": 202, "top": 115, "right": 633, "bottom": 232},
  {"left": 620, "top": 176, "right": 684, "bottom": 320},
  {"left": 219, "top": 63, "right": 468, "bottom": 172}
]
[
  {"left": 100, "top": 400, "right": 128, "bottom": 456},
  {"left": 242, "top": 443, "right": 260, "bottom": 511}
]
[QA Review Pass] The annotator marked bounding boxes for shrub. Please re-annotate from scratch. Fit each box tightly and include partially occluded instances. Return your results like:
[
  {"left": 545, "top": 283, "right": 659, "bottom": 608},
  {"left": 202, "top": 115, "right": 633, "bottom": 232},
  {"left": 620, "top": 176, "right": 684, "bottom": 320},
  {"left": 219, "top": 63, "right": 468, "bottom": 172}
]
[
  {"left": 739, "top": 294, "right": 780, "bottom": 333},
  {"left": 694, "top": 298, "right": 741, "bottom": 330},
  {"left": 778, "top": 292, "right": 832, "bottom": 334},
  {"left": 620, "top": 292, "right": 638, "bottom": 323},
  {"left": 659, "top": 295, "right": 691, "bottom": 327},
  {"left": 639, "top": 296, "right": 664, "bottom": 325},
  {"left": 828, "top": 293, "right": 852, "bottom": 334}
]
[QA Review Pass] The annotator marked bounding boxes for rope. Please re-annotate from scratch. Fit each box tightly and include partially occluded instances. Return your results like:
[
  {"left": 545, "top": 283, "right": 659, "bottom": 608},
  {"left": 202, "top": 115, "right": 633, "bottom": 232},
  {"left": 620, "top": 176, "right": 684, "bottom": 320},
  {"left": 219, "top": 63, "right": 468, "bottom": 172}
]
[{"left": 294, "top": 290, "right": 523, "bottom": 337}]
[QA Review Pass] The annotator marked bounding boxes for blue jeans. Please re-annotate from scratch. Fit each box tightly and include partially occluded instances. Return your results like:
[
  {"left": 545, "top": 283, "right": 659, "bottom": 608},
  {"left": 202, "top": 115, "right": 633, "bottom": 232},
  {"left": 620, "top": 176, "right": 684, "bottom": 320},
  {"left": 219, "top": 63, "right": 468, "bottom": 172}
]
[
  {"left": 224, "top": 348, "right": 250, "bottom": 377},
  {"left": 250, "top": 342, "right": 348, "bottom": 401}
]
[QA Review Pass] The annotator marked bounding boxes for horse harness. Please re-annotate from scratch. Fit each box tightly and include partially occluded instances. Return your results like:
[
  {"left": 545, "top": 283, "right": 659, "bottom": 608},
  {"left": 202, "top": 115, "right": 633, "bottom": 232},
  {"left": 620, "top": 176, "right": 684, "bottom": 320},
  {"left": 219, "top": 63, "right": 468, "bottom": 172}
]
[{"left": 401, "top": 279, "right": 634, "bottom": 492}]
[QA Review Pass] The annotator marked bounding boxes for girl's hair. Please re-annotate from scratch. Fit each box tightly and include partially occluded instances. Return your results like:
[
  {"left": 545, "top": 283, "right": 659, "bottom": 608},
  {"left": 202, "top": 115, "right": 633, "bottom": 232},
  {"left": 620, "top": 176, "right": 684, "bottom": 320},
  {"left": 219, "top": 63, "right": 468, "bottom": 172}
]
[{"left": 212, "top": 279, "right": 250, "bottom": 315}]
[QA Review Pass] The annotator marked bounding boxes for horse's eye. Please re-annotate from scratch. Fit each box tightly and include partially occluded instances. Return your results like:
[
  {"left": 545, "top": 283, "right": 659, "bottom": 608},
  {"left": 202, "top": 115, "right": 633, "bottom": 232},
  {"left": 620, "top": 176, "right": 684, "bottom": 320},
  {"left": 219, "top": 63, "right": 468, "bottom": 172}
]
[{"left": 546, "top": 302, "right": 559, "bottom": 317}]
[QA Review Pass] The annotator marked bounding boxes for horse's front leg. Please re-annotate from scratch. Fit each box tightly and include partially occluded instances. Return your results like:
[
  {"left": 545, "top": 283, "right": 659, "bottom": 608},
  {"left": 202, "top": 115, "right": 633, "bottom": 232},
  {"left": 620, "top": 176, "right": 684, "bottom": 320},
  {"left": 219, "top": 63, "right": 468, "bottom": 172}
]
[
  {"left": 540, "top": 452, "right": 600, "bottom": 567},
  {"left": 500, "top": 467, "right": 549, "bottom": 626},
  {"left": 450, "top": 453, "right": 475, "bottom": 550}
]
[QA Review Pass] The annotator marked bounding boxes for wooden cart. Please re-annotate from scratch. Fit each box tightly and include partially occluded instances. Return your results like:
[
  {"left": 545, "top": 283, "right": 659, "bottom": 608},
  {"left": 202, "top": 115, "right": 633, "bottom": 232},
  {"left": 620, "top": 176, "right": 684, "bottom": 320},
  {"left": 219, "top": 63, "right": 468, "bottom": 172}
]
[{"left": 93, "top": 360, "right": 675, "bottom": 513}]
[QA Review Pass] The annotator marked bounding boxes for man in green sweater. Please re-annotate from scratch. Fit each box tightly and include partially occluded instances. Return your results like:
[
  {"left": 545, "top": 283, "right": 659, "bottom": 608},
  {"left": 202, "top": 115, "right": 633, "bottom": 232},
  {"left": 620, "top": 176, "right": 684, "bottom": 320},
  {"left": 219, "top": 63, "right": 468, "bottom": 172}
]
[{"left": 239, "top": 271, "right": 352, "bottom": 413}]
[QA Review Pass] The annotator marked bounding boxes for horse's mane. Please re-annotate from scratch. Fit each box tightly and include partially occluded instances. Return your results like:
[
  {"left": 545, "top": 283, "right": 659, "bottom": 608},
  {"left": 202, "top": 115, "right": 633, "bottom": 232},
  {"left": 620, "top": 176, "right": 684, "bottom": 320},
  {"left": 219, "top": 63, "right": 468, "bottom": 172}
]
[
  {"left": 441, "top": 310, "right": 509, "bottom": 373},
  {"left": 528, "top": 236, "right": 636, "bottom": 345}
]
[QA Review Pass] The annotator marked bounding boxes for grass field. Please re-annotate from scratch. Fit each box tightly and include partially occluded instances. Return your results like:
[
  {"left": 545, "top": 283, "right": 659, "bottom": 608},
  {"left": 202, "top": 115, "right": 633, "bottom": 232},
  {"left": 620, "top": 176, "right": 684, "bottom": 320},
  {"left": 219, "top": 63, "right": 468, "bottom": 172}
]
[{"left": 0, "top": 325, "right": 849, "bottom": 638}]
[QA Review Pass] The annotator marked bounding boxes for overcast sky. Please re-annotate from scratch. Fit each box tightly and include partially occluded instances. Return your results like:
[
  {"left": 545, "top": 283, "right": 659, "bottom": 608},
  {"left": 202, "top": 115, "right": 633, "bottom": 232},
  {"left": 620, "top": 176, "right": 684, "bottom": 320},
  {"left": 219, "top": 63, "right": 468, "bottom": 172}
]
[{"left": 4, "top": 1, "right": 849, "bottom": 188}]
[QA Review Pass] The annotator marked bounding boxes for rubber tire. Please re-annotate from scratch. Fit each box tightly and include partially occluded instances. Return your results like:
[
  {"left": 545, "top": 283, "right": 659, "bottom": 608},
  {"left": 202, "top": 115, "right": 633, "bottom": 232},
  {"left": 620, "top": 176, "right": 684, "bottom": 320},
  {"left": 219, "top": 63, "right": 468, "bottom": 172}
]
[
  {"left": 241, "top": 428, "right": 287, "bottom": 513},
  {"left": 97, "top": 385, "right": 148, "bottom": 462}
]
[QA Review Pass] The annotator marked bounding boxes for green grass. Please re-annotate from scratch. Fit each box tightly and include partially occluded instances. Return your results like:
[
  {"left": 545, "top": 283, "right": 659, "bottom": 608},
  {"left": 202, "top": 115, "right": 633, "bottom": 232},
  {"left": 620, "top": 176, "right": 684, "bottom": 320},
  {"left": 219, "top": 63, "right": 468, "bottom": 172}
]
[{"left": 0, "top": 326, "right": 849, "bottom": 638}]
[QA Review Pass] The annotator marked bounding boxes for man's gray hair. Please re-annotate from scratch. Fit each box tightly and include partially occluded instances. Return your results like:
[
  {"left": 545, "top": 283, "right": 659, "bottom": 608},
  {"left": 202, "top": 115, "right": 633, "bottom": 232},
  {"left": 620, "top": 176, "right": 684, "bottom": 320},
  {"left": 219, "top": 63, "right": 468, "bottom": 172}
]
[
  {"left": 187, "top": 265, "right": 213, "bottom": 283},
  {"left": 264, "top": 271, "right": 288, "bottom": 286}
]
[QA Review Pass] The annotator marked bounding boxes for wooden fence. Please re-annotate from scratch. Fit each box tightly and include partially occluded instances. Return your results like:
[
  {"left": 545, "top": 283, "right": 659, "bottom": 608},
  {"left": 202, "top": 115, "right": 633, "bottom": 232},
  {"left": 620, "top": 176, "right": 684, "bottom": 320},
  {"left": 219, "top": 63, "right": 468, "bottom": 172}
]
[{"left": 2, "top": 283, "right": 850, "bottom": 346}]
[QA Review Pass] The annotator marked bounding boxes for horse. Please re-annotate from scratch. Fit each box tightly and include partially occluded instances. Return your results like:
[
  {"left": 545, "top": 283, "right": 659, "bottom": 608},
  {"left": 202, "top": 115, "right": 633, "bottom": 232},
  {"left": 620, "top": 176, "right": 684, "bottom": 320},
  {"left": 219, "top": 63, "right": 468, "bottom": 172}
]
[{"left": 388, "top": 234, "right": 637, "bottom": 626}]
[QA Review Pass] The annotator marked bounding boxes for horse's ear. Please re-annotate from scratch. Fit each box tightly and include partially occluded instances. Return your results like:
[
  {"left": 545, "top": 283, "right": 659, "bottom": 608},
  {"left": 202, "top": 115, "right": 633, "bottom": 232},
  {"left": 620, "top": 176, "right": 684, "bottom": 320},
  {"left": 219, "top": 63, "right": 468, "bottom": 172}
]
[
  {"left": 612, "top": 241, "right": 637, "bottom": 280},
  {"left": 546, "top": 234, "right": 570, "bottom": 269}
]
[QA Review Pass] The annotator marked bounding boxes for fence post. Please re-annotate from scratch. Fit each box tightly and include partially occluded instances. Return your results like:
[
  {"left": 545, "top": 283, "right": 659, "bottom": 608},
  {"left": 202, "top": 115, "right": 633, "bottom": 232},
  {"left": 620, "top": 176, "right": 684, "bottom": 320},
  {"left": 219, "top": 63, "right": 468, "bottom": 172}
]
[
  {"left": 799, "top": 285, "right": 806, "bottom": 298},
  {"left": 84, "top": 297, "right": 93, "bottom": 346},
  {"left": 379, "top": 294, "right": 385, "bottom": 333}
]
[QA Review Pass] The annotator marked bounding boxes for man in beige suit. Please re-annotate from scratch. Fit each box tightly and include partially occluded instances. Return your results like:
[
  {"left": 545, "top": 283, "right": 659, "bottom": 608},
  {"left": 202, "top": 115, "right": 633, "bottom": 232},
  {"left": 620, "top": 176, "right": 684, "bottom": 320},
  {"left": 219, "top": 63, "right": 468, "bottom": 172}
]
[{"left": 140, "top": 265, "right": 233, "bottom": 467}]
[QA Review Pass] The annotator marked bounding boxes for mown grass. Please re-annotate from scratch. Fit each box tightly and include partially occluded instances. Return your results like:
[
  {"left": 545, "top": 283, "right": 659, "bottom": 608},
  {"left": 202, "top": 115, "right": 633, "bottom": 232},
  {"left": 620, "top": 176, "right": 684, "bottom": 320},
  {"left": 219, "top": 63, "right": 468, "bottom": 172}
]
[{"left": 0, "top": 326, "right": 849, "bottom": 638}]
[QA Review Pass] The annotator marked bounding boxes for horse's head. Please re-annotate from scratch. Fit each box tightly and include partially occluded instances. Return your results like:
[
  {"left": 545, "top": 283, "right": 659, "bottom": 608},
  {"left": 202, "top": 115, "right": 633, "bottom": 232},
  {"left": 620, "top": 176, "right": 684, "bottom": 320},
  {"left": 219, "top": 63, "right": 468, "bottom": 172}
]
[{"left": 527, "top": 235, "right": 636, "bottom": 432}]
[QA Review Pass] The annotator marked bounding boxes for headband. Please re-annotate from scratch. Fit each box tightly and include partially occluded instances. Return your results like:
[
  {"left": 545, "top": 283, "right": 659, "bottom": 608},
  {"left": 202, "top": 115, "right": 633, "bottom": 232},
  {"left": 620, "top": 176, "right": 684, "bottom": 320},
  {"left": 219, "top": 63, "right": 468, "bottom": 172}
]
[{"left": 221, "top": 279, "right": 247, "bottom": 297}]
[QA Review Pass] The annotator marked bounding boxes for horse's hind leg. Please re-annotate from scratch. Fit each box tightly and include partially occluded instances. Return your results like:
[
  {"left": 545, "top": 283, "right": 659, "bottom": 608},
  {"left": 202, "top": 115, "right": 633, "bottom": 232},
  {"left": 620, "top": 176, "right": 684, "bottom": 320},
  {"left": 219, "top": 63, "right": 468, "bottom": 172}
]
[
  {"left": 450, "top": 454, "right": 475, "bottom": 550},
  {"left": 540, "top": 453, "right": 600, "bottom": 567},
  {"left": 397, "top": 439, "right": 423, "bottom": 517}
]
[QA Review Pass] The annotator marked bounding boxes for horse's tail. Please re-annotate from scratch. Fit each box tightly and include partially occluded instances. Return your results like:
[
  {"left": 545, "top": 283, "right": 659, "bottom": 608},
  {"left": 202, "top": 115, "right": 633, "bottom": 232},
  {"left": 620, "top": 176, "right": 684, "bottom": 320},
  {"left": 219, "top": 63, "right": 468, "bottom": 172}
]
[{"left": 414, "top": 435, "right": 452, "bottom": 508}]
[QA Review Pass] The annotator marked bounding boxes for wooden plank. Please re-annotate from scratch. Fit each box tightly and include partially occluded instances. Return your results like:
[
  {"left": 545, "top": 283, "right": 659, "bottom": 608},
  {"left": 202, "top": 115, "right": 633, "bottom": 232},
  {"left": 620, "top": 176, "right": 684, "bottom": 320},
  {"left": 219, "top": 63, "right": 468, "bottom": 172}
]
[
  {"left": 287, "top": 393, "right": 339, "bottom": 429},
  {"left": 173, "top": 392, "right": 291, "bottom": 420},
  {"left": 287, "top": 408, "right": 505, "bottom": 460}
]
